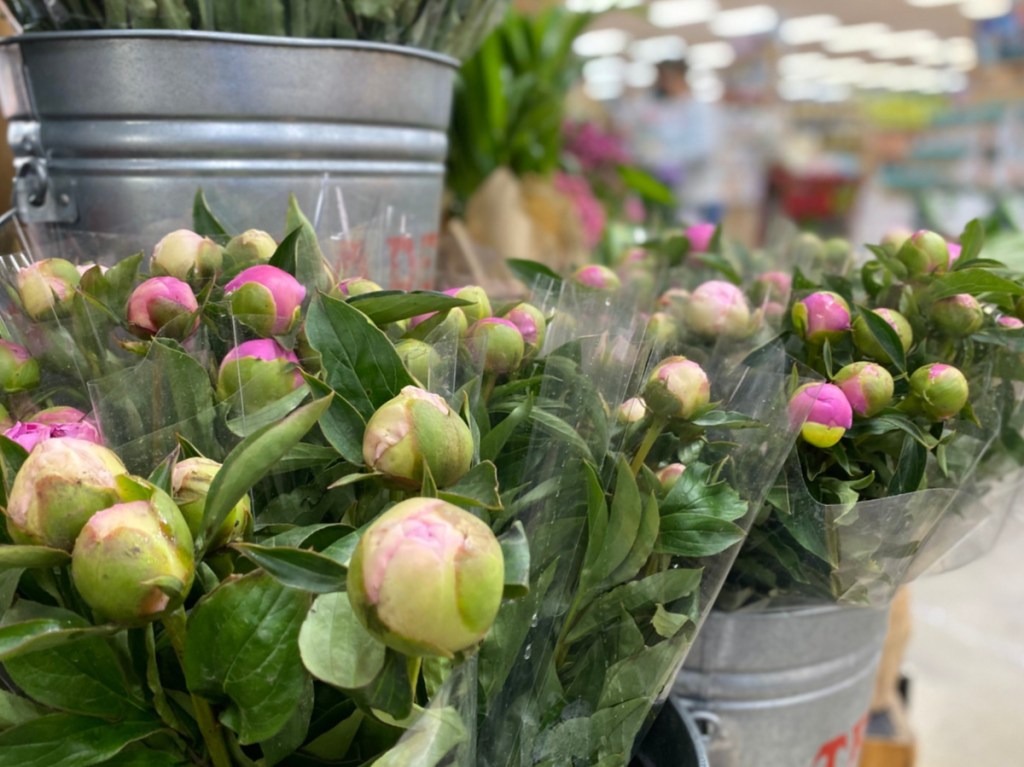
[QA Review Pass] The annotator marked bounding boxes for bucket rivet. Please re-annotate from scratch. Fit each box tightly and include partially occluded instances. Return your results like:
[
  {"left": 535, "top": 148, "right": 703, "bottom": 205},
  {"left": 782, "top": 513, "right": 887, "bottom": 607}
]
[{"left": 58, "top": 194, "right": 71, "bottom": 206}]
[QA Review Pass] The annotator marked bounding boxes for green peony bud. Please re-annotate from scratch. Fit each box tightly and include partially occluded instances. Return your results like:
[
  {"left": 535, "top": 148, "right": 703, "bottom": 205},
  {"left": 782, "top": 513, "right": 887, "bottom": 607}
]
[
  {"left": 852, "top": 308, "right": 913, "bottom": 363},
  {"left": 4, "top": 438, "right": 128, "bottom": 550},
  {"left": 363, "top": 386, "right": 474, "bottom": 488},
  {"left": 642, "top": 356, "right": 711, "bottom": 420},
  {"left": 909, "top": 363, "right": 969, "bottom": 421},
  {"left": 172, "top": 457, "right": 252, "bottom": 549},
  {"left": 930, "top": 294, "right": 984, "bottom": 337},
  {"left": 347, "top": 497, "right": 503, "bottom": 657},
  {"left": 71, "top": 489, "right": 194, "bottom": 625},
  {"left": 0, "top": 340, "right": 40, "bottom": 392},
  {"left": 656, "top": 463, "right": 686, "bottom": 490},
  {"left": 465, "top": 318, "right": 525, "bottom": 375},
  {"left": 394, "top": 339, "right": 443, "bottom": 386},
  {"left": 16, "top": 258, "right": 81, "bottom": 319},
  {"left": 880, "top": 228, "right": 913, "bottom": 257},
  {"left": 617, "top": 397, "right": 647, "bottom": 424},
  {"left": 445, "top": 286, "right": 492, "bottom": 325},
  {"left": 896, "top": 230, "right": 948, "bottom": 276},
  {"left": 151, "top": 229, "right": 223, "bottom": 282},
  {"left": 833, "top": 362, "right": 894, "bottom": 417},
  {"left": 224, "top": 229, "right": 277, "bottom": 268}
]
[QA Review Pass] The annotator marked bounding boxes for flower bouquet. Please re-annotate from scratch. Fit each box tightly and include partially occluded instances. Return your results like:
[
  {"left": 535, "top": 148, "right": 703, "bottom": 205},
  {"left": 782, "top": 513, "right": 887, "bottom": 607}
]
[{"left": 0, "top": 196, "right": 798, "bottom": 766}]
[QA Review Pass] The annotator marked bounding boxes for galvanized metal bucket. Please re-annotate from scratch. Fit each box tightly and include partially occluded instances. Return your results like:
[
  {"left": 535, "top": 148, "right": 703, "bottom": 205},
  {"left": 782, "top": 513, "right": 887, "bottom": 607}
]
[
  {"left": 631, "top": 701, "right": 711, "bottom": 767},
  {"left": 673, "top": 605, "right": 889, "bottom": 767},
  {"left": 0, "top": 30, "right": 456, "bottom": 287}
]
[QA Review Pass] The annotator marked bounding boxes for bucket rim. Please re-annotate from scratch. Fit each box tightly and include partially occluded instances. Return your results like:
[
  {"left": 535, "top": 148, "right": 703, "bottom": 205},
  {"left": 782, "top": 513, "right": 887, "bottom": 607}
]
[{"left": 0, "top": 28, "right": 459, "bottom": 69}]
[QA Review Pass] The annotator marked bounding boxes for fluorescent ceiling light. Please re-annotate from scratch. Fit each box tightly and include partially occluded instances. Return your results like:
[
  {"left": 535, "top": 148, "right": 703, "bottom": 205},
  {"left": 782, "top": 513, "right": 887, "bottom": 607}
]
[
  {"left": 585, "top": 80, "right": 624, "bottom": 101},
  {"left": 961, "top": 0, "right": 1013, "bottom": 19},
  {"left": 573, "top": 29, "right": 630, "bottom": 58},
  {"left": 709, "top": 5, "right": 778, "bottom": 38},
  {"left": 906, "top": 0, "right": 960, "bottom": 6},
  {"left": 649, "top": 0, "right": 718, "bottom": 29},
  {"left": 630, "top": 35, "right": 687, "bottom": 62},
  {"left": 777, "top": 51, "right": 826, "bottom": 78},
  {"left": 778, "top": 79, "right": 818, "bottom": 101},
  {"left": 694, "top": 79, "right": 725, "bottom": 102},
  {"left": 944, "top": 70, "right": 969, "bottom": 91},
  {"left": 824, "top": 23, "right": 891, "bottom": 54},
  {"left": 566, "top": 0, "right": 616, "bottom": 11},
  {"left": 948, "top": 37, "right": 978, "bottom": 70},
  {"left": 872, "top": 29, "right": 939, "bottom": 60},
  {"left": 779, "top": 14, "right": 839, "bottom": 45},
  {"left": 583, "top": 56, "right": 627, "bottom": 83},
  {"left": 688, "top": 41, "right": 736, "bottom": 69},
  {"left": 626, "top": 61, "right": 659, "bottom": 88}
]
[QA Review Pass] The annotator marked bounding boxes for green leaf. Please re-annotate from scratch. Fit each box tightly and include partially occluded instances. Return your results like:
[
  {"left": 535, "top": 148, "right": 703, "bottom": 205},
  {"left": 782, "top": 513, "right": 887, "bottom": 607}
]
[
  {"left": 655, "top": 514, "right": 746, "bottom": 557},
  {"left": 618, "top": 166, "right": 675, "bottom": 206},
  {"left": 652, "top": 604, "right": 691, "bottom": 639},
  {"left": 0, "top": 546, "right": 70, "bottom": 571},
  {"left": 201, "top": 394, "right": 331, "bottom": 553},
  {"left": 298, "top": 591, "right": 386, "bottom": 690},
  {"left": 578, "top": 462, "right": 609, "bottom": 593},
  {"left": 567, "top": 568, "right": 702, "bottom": 643},
  {"left": 438, "top": 461, "right": 502, "bottom": 508},
  {"left": 232, "top": 543, "right": 348, "bottom": 594},
  {"left": 887, "top": 434, "right": 928, "bottom": 495},
  {"left": 958, "top": 218, "right": 984, "bottom": 262},
  {"left": 688, "top": 410, "right": 759, "bottom": 429},
  {"left": 0, "top": 436, "right": 29, "bottom": 501},
  {"left": 352, "top": 649, "right": 413, "bottom": 721},
  {"left": 597, "top": 635, "right": 688, "bottom": 709},
  {"left": 498, "top": 521, "right": 530, "bottom": 599},
  {"left": 857, "top": 307, "right": 907, "bottom": 372},
  {"left": 372, "top": 706, "right": 468, "bottom": 767},
  {"left": 930, "top": 269, "right": 1024, "bottom": 299},
  {"left": 480, "top": 393, "right": 534, "bottom": 462},
  {"left": 145, "top": 448, "right": 177, "bottom": 497},
  {"left": 91, "top": 747, "right": 189, "bottom": 766},
  {"left": 305, "top": 293, "right": 415, "bottom": 422},
  {"left": 304, "top": 375, "right": 364, "bottom": 465},
  {"left": 0, "top": 713, "right": 162, "bottom": 767},
  {"left": 192, "top": 189, "right": 229, "bottom": 238},
  {"left": 348, "top": 291, "right": 473, "bottom": 326},
  {"left": 660, "top": 463, "right": 749, "bottom": 522},
  {"left": 506, "top": 259, "right": 561, "bottom": 287},
  {"left": 588, "top": 457, "right": 643, "bottom": 589},
  {"left": 0, "top": 690, "right": 46, "bottom": 730},
  {"left": 225, "top": 385, "right": 311, "bottom": 438},
  {"left": 284, "top": 194, "right": 333, "bottom": 292},
  {"left": 184, "top": 572, "right": 311, "bottom": 745},
  {"left": 606, "top": 492, "right": 660, "bottom": 587}
]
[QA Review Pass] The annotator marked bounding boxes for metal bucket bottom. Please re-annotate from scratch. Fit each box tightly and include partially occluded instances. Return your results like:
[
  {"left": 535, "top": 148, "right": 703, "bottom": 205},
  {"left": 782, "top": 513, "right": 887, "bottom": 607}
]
[{"left": 673, "top": 606, "right": 889, "bottom": 767}]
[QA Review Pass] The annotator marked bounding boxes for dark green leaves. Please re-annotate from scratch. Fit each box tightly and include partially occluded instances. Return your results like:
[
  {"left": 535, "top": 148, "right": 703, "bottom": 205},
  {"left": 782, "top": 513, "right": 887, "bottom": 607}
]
[
  {"left": 0, "top": 619, "right": 118, "bottom": 663},
  {"left": 655, "top": 515, "right": 745, "bottom": 558},
  {"left": 930, "top": 269, "right": 1024, "bottom": 299},
  {"left": 957, "top": 218, "right": 984, "bottom": 263},
  {"left": 298, "top": 592, "right": 386, "bottom": 690},
  {"left": 232, "top": 543, "right": 348, "bottom": 594},
  {"left": 0, "top": 546, "right": 70, "bottom": 571},
  {"left": 273, "top": 195, "right": 332, "bottom": 293},
  {"left": 888, "top": 434, "right": 928, "bottom": 495},
  {"left": 856, "top": 307, "right": 907, "bottom": 372},
  {"left": 498, "top": 522, "right": 530, "bottom": 599},
  {"left": 347, "top": 291, "right": 473, "bottom": 325},
  {"left": 192, "top": 189, "right": 229, "bottom": 238},
  {"left": 439, "top": 461, "right": 502, "bottom": 510},
  {"left": 184, "top": 572, "right": 311, "bottom": 745},
  {"left": 0, "top": 713, "right": 162, "bottom": 767},
  {"left": 506, "top": 259, "right": 561, "bottom": 287}
]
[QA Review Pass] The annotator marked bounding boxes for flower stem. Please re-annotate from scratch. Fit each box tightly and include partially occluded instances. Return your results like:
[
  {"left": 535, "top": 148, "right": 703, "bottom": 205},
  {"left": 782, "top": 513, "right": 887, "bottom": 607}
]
[
  {"left": 630, "top": 416, "right": 668, "bottom": 475},
  {"left": 162, "top": 609, "right": 233, "bottom": 767}
]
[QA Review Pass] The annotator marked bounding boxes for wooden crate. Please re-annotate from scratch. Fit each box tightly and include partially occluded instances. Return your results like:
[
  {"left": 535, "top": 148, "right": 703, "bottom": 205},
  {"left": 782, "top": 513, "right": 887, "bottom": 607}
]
[{"left": 860, "top": 697, "right": 916, "bottom": 767}]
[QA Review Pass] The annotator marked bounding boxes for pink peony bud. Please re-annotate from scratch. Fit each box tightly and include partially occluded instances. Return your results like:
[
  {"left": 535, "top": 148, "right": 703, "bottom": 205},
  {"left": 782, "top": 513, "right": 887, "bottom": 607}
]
[
  {"left": 909, "top": 363, "right": 969, "bottom": 421},
  {"left": 946, "top": 242, "right": 962, "bottom": 270},
  {"left": 572, "top": 264, "right": 621, "bottom": 292},
  {"left": 832, "top": 362, "right": 894, "bottom": 417},
  {"left": 998, "top": 315, "right": 1024, "bottom": 329},
  {"left": 126, "top": 277, "right": 200, "bottom": 340},
  {"left": 751, "top": 271, "right": 792, "bottom": 304},
  {"left": 443, "top": 286, "right": 492, "bottom": 325},
  {"left": 657, "top": 288, "right": 691, "bottom": 320},
  {"left": 684, "top": 280, "right": 752, "bottom": 340},
  {"left": 504, "top": 303, "right": 547, "bottom": 352},
  {"left": 788, "top": 383, "right": 853, "bottom": 448},
  {"left": 880, "top": 228, "right": 913, "bottom": 257},
  {"left": 931, "top": 294, "right": 983, "bottom": 336},
  {"left": 151, "top": 229, "right": 223, "bottom": 282},
  {"left": 16, "top": 258, "right": 81, "bottom": 319},
  {"left": 852, "top": 308, "right": 913, "bottom": 363},
  {"left": 71, "top": 488, "right": 194, "bottom": 625},
  {"left": 363, "top": 386, "right": 474, "bottom": 489},
  {"left": 0, "top": 340, "right": 40, "bottom": 392},
  {"left": 617, "top": 397, "right": 647, "bottom": 424},
  {"left": 4, "top": 407, "right": 101, "bottom": 453},
  {"left": 217, "top": 339, "right": 303, "bottom": 413},
  {"left": 225, "top": 265, "right": 307, "bottom": 337},
  {"left": 657, "top": 463, "right": 687, "bottom": 490},
  {"left": 896, "top": 230, "right": 949, "bottom": 275},
  {"left": 465, "top": 318, "right": 525, "bottom": 375},
  {"left": 792, "top": 292, "right": 851, "bottom": 344},
  {"left": 642, "top": 356, "right": 711, "bottom": 420},
  {"left": 347, "top": 497, "right": 504, "bottom": 657},
  {"left": 686, "top": 223, "right": 716, "bottom": 253}
]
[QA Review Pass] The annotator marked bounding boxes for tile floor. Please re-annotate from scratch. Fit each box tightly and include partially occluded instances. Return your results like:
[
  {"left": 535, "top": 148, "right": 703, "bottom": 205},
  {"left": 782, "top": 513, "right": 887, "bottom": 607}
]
[{"left": 904, "top": 499, "right": 1024, "bottom": 767}]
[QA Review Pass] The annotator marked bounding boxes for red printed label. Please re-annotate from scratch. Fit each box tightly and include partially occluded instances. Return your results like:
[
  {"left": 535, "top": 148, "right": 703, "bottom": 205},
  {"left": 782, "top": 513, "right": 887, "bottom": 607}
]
[{"left": 812, "top": 714, "right": 868, "bottom": 767}]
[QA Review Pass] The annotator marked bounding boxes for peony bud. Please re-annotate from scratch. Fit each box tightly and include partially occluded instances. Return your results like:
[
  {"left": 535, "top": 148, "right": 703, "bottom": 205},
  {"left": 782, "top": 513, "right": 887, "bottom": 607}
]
[
  {"left": 931, "top": 294, "right": 983, "bottom": 337},
  {"left": 347, "top": 497, "right": 504, "bottom": 658},
  {"left": 224, "top": 229, "right": 277, "bottom": 267},
  {"left": 572, "top": 264, "right": 621, "bottom": 292},
  {"left": 644, "top": 312, "right": 677, "bottom": 348},
  {"left": 504, "top": 303, "right": 547, "bottom": 354},
  {"left": 751, "top": 272, "right": 791, "bottom": 305},
  {"left": 0, "top": 340, "right": 40, "bottom": 392},
  {"left": 407, "top": 307, "right": 469, "bottom": 341},
  {"left": 16, "top": 258, "right": 80, "bottom": 319},
  {"left": 172, "top": 457, "right": 252, "bottom": 548},
  {"left": 444, "top": 286, "right": 492, "bottom": 325},
  {"left": 792, "top": 292, "right": 851, "bottom": 344},
  {"left": 684, "top": 280, "right": 752, "bottom": 340},
  {"left": 126, "top": 277, "right": 200, "bottom": 340},
  {"left": 824, "top": 238, "right": 854, "bottom": 272},
  {"left": 788, "top": 383, "right": 853, "bottom": 448},
  {"left": 151, "top": 229, "right": 223, "bottom": 282},
  {"left": 686, "top": 223, "right": 716, "bottom": 253},
  {"left": 833, "top": 362, "right": 894, "bottom": 417},
  {"left": 657, "top": 288, "right": 691, "bottom": 319},
  {"left": 225, "top": 265, "right": 307, "bottom": 337},
  {"left": 998, "top": 315, "right": 1024, "bottom": 330},
  {"left": 789, "top": 232, "right": 825, "bottom": 264},
  {"left": 618, "top": 397, "right": 647, "bottom": 424},
  {"left": 71, "top": 490, "right": 194, "bottom": 625},
  {"left": 394, "top": 339, "right": 443, "bottom": 386},
  {"left": 4, "top": 407, "right": 101, "bottom": 453},
  {"left": 336, "top": 277, "right": 383, "bottom": 298},
  {"left": 896, "top": 230, "right": 948, "bottom": 276},
  {"left": 363, "top": 386, "right": 473, "bottom": 488},
  {"left": 217, "top": 339, "right": 303, "bottom": 413},
  {"left": 852, "top": 308, "right": 913, "bottom": 363},
  {"left": 657, "top": 463, "right": 686, "bottom": 490},
  {"left": 642, "top": 357, "right": 711, "bottom": 420},
  {"left": 880, "top": 228, "right": 913, "bottom": 257},
  {"left": 465, "top": 318, "right": 525, "bottom": 375},
  {"left": 4, "top": 437, "right": 128, "bottom": 549},
  {"left": 946, "top": 242, "right": 962, "bottom": 270},
  {"left": 909, "top": 363, "right": 969, "bottom": 421}
]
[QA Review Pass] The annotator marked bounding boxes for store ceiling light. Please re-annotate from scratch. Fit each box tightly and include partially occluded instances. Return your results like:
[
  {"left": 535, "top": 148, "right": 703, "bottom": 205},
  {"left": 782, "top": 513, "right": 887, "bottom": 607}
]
[
  {"left": 626, "top": 61, "right": 659, "bottom": 88},
  {"left": 779, "top": 14, "right": 839, "bottom": 46},
  {"left": 872, "top": 29, "right": 939, "bottom": 60},
  {"left": 649, "top": 0, "right": 718, "bottom": 29},
  {"left": 585, "top": 80, "right": 625, "bottom": 101},
  {"left": 777, "top": 51, "right": 826, "bottom": 78},
  {"left": 688, "top": 41, "right": 736, "bottom": 69},
  {"left": 709, "top": 5, "right": 778, "bottom": 38},
  {"left": 905, "top": 0, "right": 960, "bottom": 6},
  {"left": 566, "top": 0, "right": 616, "bottom": 11},
  {"left": 960, "top": 0, "right": 1013, "bottom": 20},
  {"left": 573, "top": 29, "right": 630, "bottom": 58},
  {"left": 823, "top": 23, "right": 891, "bottom": 54},
  {"left": 630, "top": 35, "right": 687, "bottom": 62},
  {"left": 947, "top": 37, "right": 978, "bottom": 70},
  {"left": 583, "top": 56, "right": 627, "bottom": 83}
]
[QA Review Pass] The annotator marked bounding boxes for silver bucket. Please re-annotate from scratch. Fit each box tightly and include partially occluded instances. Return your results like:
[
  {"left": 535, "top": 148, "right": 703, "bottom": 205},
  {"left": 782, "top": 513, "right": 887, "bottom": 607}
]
[
  {"left": 0, "top": 30, "right": 456, "bottom": 288},
  {"left": 673, "top": 606, "right": 889, "bottom": 767}
]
